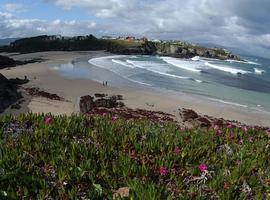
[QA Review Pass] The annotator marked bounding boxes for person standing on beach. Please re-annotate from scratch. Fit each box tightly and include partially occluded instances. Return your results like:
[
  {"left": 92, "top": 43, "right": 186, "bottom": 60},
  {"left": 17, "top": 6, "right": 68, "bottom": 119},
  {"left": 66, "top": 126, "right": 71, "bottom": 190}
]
[{"left": 105, "top": 81, "right": 108, "bottom": 86}]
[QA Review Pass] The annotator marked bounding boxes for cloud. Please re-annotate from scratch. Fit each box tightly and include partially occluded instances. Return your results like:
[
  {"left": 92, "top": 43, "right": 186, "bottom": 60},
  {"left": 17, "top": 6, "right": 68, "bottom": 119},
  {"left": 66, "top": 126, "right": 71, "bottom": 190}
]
[
  {"left": 1, "top": 0, "right": 270, "bottom": 56},
  {"left": 0, "top": 12, "right": 97, "bottom": 38},
  {"left": 2, "top": 3, "right": 28, "bottom": 13}
]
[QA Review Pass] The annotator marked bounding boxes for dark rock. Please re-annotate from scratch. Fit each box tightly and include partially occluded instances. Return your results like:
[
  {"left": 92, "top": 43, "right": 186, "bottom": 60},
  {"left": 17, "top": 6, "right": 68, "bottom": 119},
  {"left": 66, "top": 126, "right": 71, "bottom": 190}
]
[
  {"left": 80, "top": 95, "right": 94, "bottom": 114},
  {"left": 25, "top": 87, "right": 65, "bottom": 101},
  {"left": 94, "top": 93, "right": 107, "bottom": 98},
  {"left": 0, "top": 73, "right": 23, "bottom": 113},
  {"left": 197, "top": 117, "right": 212, "bottom": 128},
  {"left": 79, "top": 95, "right": 125, "bottom": 114},
  {"left": 11, "top": 103, "right": 21, "bottom": 110},
  {"left": 181, "top": 109, "right": 199, "bottom": 122}
]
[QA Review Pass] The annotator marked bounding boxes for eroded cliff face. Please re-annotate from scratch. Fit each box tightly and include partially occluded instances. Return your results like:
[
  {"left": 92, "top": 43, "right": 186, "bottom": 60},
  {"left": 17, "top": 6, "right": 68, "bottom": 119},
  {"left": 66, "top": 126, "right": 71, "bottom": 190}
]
[{"left": 141, "top": 41, "right": 241, "bottom": 60}]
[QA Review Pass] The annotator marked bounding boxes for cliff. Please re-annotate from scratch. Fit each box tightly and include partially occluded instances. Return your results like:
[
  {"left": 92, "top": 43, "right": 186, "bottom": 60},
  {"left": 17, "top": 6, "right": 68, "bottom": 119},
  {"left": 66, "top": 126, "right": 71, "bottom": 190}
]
[{"left": 2, "top": 35, "right": 241, "bottom": 60}]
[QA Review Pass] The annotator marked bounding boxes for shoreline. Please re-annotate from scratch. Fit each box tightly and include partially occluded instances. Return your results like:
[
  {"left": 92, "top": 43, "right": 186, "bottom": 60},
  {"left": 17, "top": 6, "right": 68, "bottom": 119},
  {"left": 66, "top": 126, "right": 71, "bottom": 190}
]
[{"left": 0, "top": 51, "right": 269, "bottom": 127}]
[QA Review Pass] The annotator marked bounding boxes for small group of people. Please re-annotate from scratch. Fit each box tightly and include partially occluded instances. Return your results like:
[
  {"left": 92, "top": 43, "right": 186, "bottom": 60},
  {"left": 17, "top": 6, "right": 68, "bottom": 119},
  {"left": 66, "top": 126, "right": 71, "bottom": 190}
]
[{"left": 102, "top": 81, "right": 108, "bottom": 86}]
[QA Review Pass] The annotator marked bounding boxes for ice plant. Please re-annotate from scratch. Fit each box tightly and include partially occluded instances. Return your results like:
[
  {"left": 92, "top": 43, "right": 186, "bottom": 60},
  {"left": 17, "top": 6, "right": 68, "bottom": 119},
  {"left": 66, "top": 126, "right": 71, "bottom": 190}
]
[
  {"left": 45, "top": 116, "right": 53, "bottom": 125},
  {"left": 224, "top": 182, "right": 231, "bottom": 189},
  {"left": 102, "top": 112, "right": 107, "bottom": 117},
  {"left": 242, "top": 126, "right": 249, "bottom": 133},
  {"left": 216, "top": 129, "right": 223, "bottom": 136},
  {"left": 227, "top": 122, "right": 233, "bottom": 129},
  {"left": 199, "top": 164, "right": 208, "bottom": 172},
  {"left": 159, "top": 167, "right": 168, "bottom": 175},
  {"left": 214, "top": 125, "right": 219, "bottom": 131},
  {"left": 174, "top": 147, "right": 181, "bottom": 154},
  {"left": 112, "top": 116, "right": 118, "bottom": 122}
]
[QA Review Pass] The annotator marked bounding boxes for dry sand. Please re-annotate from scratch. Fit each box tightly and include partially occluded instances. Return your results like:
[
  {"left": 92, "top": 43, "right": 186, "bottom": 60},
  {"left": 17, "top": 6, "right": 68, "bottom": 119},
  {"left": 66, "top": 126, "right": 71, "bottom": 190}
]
[{"left": 0, "top": 51, "right": 270, "bottom": 126}]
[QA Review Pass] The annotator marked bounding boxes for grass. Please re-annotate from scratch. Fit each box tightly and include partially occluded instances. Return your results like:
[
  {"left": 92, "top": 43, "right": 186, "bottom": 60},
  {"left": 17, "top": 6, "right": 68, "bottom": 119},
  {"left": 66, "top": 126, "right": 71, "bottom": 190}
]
[{"left": 0, "top": 113, "right": 270, "bottom": 199}]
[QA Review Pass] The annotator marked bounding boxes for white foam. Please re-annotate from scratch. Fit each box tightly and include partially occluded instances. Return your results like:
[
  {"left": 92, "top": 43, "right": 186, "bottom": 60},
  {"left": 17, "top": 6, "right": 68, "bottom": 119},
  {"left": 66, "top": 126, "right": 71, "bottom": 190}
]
[
  {"left": 161, "top": 57, "right": 202, "bottom": 73},
  {"left": 127, "top": 78, "right": 152, "bottom": 86},
  {"left": 254, "top": 68, "right": 265, "bottom": 74},
  {"left": 208, "top": 98, "right": 248, "bottom": 108},
  {"left": 191, "top": 56, "right": 200, "bottom": 61},
  {"left": 226, "top": 59, "right": 261, "bottom": 66},
  {"left": 112, "top": 59, "right": 135, "bottom": 68},
  {"left": 204, "top": 62, "right": 250, "bottom": 75},
  {"left": 126, "top": 59, "right": 202, "bottom": 83}
]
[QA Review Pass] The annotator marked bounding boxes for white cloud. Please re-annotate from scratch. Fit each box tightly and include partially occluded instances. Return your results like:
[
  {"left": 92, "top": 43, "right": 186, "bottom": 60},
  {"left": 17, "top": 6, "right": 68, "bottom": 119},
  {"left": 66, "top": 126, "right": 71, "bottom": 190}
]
[
  {"left": 0, "top": 12, "right": 97, "bottom": 38},
  {"left": 1, "top": 0, "right": 270, "bottom": 56},
  {"left": 2, "top": 3, "right": 28, "bottom": 13}
]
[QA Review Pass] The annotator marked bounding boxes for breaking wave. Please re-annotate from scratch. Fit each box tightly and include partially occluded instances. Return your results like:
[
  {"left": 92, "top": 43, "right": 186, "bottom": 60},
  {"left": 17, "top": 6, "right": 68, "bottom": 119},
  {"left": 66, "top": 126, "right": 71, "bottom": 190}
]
[
  {"left": 254, "top": 68, "right": 265, "bottom": 74},
  {"left": 204, "top": 62, "right": 250, "bottom": 75},
  {"left": 161, "top": 57, "right": 202, "bottom": 73}
]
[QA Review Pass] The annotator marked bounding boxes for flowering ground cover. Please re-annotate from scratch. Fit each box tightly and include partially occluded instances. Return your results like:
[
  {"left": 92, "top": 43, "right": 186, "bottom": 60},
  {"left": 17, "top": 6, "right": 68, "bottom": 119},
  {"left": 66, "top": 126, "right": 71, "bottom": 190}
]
[{"left": 0, "top": 114, "right": 270, "bottom": 199}]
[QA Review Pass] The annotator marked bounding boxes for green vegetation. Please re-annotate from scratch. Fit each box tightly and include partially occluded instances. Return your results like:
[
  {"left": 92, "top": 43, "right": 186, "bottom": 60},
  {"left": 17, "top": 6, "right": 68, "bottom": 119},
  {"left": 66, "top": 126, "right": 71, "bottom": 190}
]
[
  {"left": 0, "top": 114, "right": 269, "bottom": 199},
  {"left": 0, "top": 34, "right": 240, "bottom": 60}
]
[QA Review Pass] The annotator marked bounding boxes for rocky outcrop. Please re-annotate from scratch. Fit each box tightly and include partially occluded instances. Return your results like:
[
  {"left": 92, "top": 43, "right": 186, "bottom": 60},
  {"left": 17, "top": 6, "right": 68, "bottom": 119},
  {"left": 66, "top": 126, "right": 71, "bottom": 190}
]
[
  {"left": 0, "top": 55, "right": 44, "bottom": 70},
  {"left": 0, "top": 73, "right": 29, "bottom": 113},
  {"left": 80, "top": 94, "right": 125, "bottom": 114},
  {"left": 116, "top": 41, "right": 242, "bottom": 61},
  {"left": 0, "top": 55, "right": 18, "bottom": 69}
]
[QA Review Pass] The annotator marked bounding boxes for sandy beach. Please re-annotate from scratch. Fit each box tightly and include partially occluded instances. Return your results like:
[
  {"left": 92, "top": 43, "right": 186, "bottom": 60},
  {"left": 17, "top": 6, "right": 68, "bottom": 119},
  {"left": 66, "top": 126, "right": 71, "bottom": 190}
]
[{"left": 0, "top": 51, "right": 270, "bottom": 126}]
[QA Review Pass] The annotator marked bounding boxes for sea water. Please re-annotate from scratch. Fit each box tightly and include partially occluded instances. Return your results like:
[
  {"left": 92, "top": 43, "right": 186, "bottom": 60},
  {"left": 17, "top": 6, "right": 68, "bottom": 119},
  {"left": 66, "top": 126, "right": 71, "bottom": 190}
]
[{"left": 53, "top": 54, "right": 270, "bottom": 113}]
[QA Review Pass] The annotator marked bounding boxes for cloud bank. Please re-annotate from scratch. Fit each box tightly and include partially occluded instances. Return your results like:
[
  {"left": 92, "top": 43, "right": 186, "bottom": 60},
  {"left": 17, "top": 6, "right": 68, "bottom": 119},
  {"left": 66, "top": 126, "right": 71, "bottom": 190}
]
[{"left": 1, "top": 0, "right": 270, "bottom": 56}]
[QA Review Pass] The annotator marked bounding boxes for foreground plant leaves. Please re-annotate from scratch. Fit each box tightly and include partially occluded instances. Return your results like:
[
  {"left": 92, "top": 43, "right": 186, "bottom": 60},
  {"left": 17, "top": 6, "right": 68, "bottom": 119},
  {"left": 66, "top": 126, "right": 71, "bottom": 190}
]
[{"left": 0, "top": 113, "right": 270, "bottom": 199}]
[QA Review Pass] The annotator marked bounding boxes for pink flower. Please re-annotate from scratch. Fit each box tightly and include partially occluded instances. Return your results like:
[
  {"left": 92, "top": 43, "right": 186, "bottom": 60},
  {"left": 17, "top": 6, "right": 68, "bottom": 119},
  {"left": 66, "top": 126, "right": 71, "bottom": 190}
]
[
  {"left": 44, "top": 116, "right": 53, "bottom": 125},
  {"left": 198, "top": 164, "right": 208, "bottom": 172},
  {"left": 224, "top": 182, "right": 231, "bottom": 189},
  {"left": 179, "top": 127, "right": 186, "bottom": 132},
  {"left": 159, "top": 167, "right": 168, "bottom": 175},
  {"left": 112, "top": 116, "right": 118, "bottom": 122},
  {"left": 227, "top": 122, "right": 233, "bottom": 129},
  {"left": 266, "top": 129, "right": 270, "bottom": 134},
  {"left": 242, "top": 126, "right": 248, "bottom": 133},
  {"left": 216, "top": 129, "right": 223, "bottom": 136},
  {"left": 214, "top": 125, "right": 219, "bottom": 131},
  {"left": 174, "top": 147, "right": 181, "bottom": 154},
  {"left": 102, "top": 112, "right": 107, "bottom": 117}
]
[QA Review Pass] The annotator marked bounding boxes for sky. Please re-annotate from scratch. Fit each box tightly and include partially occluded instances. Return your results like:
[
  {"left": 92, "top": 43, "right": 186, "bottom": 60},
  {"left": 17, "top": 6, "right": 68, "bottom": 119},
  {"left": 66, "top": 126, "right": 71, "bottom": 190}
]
[{"left": 0, "top": 0, "right": 270, "bottom": 57}]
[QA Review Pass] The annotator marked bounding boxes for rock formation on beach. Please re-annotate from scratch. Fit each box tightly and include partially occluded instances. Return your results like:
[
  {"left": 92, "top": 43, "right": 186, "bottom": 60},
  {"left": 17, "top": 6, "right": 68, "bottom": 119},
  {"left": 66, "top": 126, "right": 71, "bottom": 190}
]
[
  {"left": 0, "top": 73, "right": 28, "bottom": 113},
  {"left": 0, "top": 55, "right": 43, "bottom": 69}
]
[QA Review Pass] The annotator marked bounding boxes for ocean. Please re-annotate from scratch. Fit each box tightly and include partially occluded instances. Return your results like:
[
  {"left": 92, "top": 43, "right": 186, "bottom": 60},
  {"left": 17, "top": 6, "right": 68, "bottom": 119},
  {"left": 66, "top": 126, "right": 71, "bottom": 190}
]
[{"left": 53, "top": 54, "right": 270, "bottom": 113}]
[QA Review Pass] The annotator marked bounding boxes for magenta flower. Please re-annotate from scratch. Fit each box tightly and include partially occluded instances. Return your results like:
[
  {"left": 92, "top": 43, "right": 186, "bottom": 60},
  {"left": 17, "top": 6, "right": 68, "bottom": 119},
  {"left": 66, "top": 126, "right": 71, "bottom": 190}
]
[
  {"left": 214, "top": 125, "right": 219, "bottom": 131},
  {"left": 227, "top": 123, "right": 233, "bottom": 129},
  {"left": 174, "top": 147, "right": 181, "bottom": 154},
  {"left": 179, "top": 127, "right": 186, "bottom": 132},
  {"left": 44, "top": 116, "right": 53, "bottom": 125},
  {"left": 266, "top": 129, "right": 270, "bottom": 134},
  {"left": 102, "top": 112, "right": 107, "bottom": 117},
  {"left": 242, "top": 126, "right": 248, "bottom": 133},
  {"left": 112, "top": 116, "right": 118, "bottom": 122},
  {"left": 159, "top": 167, "right": 168, "bottom": 175},
  {"left": 198, "top": 164, "right": 208, "bottom": 172},
  {"left": 216, "top": 129, "right": 223, "bottom": 136}
]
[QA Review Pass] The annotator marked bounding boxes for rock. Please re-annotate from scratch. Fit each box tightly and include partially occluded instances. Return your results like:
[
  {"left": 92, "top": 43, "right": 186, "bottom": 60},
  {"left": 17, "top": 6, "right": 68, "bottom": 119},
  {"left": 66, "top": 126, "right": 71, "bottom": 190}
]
[
  {"left": 80, "top": 95, "right": 94, "bottom": 114},
  {"left": 0, "top": 73, "right": 23, "bottom": 113},
  {"left": 197, "top": 117, "right": 212, "bottom": 128},
  {"left": 11, "top": 103, "right": 21, "bottom": 110},
  {"left": 25, "top": 87, "right": 65, "bottom": 101},
  {"left": 94, "top": 93, "right": 107, "bottom": 98},
  {"left": 0, "top": 55, "right": 17, "bottom": 69},
  {"left": 79, "top": 95, "right": 126, "bottom": 114},
  {"left": 181, "top": 109, "right": 199, "bottom": 122}
]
